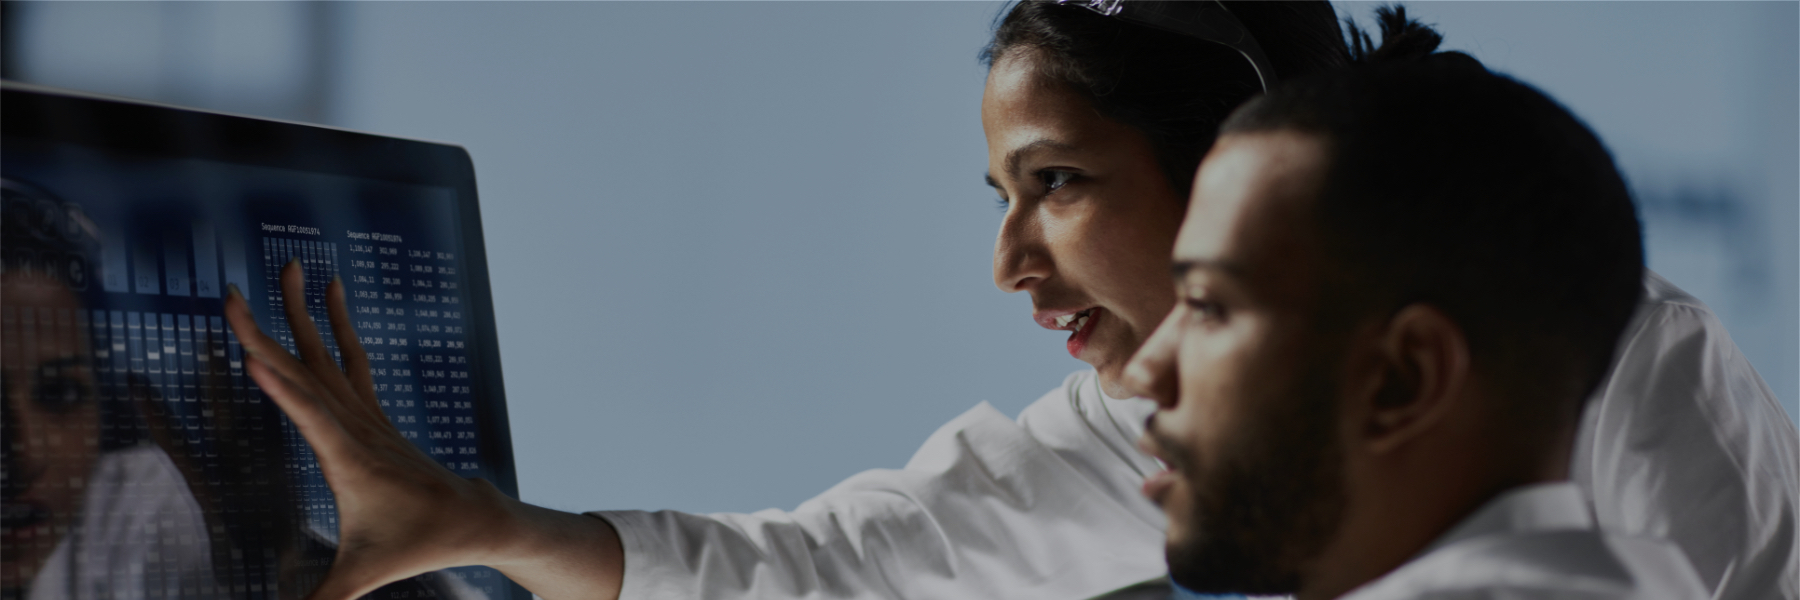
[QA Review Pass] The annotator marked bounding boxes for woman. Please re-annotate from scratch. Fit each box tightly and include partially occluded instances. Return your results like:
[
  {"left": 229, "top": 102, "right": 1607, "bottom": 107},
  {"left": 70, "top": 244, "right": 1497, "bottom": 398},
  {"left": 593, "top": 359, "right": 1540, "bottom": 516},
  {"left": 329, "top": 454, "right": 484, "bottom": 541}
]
[{"left": 221, "top": 2, "right": 1795, "bottom": 599}]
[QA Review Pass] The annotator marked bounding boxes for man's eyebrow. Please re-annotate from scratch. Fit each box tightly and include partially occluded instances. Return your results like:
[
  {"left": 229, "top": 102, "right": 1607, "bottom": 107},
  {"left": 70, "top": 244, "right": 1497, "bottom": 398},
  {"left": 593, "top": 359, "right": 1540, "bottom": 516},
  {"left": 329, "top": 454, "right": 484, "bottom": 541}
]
[
  {"left": 984, "top": 173, "right": 1001, "bottom": 190},
  {"left": 1171, "top": 259, "right": 1249, "bottom": 280}
]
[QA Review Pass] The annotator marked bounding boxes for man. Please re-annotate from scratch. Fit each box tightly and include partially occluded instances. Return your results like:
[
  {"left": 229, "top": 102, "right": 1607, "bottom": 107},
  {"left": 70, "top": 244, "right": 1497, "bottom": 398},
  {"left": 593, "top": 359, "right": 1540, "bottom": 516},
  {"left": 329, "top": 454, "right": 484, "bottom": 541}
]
[{"left": 1123, "top": 30, "right": 1714, "bottom": 600}]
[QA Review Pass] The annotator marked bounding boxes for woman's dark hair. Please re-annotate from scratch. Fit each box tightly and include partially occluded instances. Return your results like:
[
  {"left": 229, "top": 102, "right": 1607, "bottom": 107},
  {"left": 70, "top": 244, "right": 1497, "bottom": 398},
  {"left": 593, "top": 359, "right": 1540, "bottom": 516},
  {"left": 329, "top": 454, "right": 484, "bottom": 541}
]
[{"left": 980, "top": 0, "right": 1350, "bottom": 195}]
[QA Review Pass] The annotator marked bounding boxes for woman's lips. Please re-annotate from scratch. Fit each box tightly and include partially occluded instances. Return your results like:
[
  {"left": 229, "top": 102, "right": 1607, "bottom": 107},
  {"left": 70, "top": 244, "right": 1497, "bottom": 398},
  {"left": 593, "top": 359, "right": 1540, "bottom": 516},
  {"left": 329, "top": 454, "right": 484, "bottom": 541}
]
[
  {"left": 1, "top": 501, "right": 52, "bottom": 534},
  {"left": 1065, "top": 308, "right": 1099, "bottom": 359},
  {"left": 1032, "top": 306, "right": 1102, "bottom": 360}
]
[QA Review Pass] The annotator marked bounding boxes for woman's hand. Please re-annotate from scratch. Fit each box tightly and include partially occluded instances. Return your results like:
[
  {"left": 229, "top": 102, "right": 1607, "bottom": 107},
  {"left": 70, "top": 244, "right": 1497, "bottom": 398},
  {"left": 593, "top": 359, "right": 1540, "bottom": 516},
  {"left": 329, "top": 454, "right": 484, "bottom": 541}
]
[{"left": 224, "top": 259, "right": 624, "bottom": 600}]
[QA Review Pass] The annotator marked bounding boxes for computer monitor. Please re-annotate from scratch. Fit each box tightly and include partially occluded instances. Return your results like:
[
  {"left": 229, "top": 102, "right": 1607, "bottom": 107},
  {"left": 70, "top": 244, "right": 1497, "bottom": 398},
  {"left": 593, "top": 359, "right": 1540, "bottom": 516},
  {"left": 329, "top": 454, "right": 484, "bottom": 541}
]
[{"left": 1, "top": 82, "right": 525, "bottom": 600}]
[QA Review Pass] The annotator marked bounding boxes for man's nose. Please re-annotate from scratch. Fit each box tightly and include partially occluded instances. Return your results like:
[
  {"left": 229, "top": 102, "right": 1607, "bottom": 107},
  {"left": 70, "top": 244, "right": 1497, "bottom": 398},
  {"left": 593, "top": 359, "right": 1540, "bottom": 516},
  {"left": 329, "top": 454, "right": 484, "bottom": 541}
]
[
  {"left": 993, "top": 208, "right": 1051, "bottom": 293},
  {"left": 1123, "top": 310, "right": 1181, "bottom": 408}
]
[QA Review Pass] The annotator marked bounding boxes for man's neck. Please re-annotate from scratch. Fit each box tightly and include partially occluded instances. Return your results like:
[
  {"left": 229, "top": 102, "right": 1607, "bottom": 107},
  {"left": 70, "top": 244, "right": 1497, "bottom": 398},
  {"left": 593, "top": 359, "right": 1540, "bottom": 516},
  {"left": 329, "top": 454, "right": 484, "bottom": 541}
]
[{"left": 1294, "top": 442, "right": 1568, "bottom": 600}]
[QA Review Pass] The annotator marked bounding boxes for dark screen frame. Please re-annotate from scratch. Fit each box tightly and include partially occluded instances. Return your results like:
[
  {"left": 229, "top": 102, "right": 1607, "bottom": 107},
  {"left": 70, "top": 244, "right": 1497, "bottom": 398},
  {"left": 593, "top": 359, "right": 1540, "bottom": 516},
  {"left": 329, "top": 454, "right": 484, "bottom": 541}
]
[{"left": 2, "top": 81, "right": 525, "bottom": 598}]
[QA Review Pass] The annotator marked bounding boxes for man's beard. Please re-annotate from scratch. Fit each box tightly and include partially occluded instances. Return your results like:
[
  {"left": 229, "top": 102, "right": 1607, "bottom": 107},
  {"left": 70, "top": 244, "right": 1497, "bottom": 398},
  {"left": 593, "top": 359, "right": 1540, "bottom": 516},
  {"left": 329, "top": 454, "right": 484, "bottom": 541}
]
[{"left": 1156, "top": 356, "right": 1349, "bottom": 595}]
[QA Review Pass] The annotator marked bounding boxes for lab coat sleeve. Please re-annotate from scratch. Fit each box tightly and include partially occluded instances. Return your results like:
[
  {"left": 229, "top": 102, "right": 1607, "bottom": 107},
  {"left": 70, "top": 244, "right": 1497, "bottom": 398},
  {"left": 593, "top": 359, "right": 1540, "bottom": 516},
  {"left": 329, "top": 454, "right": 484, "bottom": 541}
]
[
  {"left": 591, "top": 393, "right": 1167, "bottom": 600},
  {"left": 1573, "top": 272, "right": 1800, "bottom": 600}
]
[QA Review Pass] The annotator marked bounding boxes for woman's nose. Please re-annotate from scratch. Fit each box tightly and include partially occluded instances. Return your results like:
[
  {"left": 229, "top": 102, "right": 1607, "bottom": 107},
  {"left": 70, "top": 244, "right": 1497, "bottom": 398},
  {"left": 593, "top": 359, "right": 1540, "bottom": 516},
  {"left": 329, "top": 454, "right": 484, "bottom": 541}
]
[
  {"left": 993, "top": 209, "right": 1051, "bottom": 293},
  {"left": 1, "top": 389, "right": 35, "bottom": 499}
]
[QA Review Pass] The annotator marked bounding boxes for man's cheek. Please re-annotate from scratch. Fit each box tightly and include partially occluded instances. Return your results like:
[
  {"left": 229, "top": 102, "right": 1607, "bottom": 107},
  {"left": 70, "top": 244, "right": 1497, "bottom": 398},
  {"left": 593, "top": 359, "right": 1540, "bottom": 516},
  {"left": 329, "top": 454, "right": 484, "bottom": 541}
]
[
  {"left": 1160, "top": 479, "right": 1197, "bottom": 540},
  {"left": 1168, "top": 399, "right": 1230, "bottom": 463},
  {"left": 1177, "top": 356, "right": 1242, "bottom": 438}
]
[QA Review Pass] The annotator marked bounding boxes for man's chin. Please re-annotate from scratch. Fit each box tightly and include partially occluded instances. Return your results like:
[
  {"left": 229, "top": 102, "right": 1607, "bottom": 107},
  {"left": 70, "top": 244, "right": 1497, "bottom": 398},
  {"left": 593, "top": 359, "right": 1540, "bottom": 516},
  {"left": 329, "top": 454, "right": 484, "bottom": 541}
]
[
  {"left": 1161, "top": 483, "right": 1306, "bottom": 596},
  {"left": 1166, "top": 537, "right": 1299, "bottom": 596}
]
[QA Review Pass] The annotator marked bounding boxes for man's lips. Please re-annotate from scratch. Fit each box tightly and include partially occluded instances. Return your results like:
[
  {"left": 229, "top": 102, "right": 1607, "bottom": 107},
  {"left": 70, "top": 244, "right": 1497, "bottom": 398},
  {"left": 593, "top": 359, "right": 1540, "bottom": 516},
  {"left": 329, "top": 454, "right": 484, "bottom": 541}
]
[
  {"left": 1138, "top": 416, "right": 1178, "bottom": 503},
  {"left": 1143, "top": 463, "right": 1177, "bottom": 503}
]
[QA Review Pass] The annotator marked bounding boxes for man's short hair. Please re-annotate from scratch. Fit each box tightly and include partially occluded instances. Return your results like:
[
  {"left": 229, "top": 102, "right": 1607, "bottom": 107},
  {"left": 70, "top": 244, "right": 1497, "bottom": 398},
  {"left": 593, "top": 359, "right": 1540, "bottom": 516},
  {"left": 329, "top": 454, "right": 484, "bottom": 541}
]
[{"left": 1220, "top": 15, "right": 1645, "bottom": 444}]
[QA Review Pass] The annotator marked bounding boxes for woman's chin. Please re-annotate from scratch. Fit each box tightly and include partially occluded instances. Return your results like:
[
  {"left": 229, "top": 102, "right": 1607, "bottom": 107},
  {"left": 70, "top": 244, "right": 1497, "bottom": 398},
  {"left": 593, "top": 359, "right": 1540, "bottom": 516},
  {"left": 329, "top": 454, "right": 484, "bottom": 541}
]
[{"left": 1093, "top": 364, "right": 1136, "bottom": 399}]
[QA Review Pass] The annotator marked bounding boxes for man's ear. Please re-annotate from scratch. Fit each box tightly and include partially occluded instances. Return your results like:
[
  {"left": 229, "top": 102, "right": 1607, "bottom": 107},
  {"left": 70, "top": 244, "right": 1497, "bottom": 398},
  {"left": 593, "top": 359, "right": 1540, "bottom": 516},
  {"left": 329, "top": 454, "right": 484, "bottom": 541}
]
[{"left": 1360, "top": 303, "right": 1471, "bottom": 455}]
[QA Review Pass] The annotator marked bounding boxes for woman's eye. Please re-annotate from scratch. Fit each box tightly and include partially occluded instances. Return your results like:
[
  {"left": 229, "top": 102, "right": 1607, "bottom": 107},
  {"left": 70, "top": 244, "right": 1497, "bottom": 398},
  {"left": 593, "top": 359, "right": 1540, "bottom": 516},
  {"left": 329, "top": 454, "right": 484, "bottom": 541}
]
[
  {"left": 994, "top": 194, "right": 1011, "bottom": 213},
  {"left": 1038, "top": 170, "right": 1076, "bottom": 193},
  {"left": 34, "top": 375, "right": 91, "bottom": 414}
]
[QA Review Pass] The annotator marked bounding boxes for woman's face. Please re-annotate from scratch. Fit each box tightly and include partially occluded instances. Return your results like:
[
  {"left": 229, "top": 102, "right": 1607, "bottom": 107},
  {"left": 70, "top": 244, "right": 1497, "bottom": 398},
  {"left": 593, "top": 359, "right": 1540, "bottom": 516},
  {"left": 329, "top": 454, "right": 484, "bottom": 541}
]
[
  {"left": 982, "top": 51, "right": 1186, "bottom": 397},
  {"left": 0, "top": 274, "right": 100, "bottom": 590}
]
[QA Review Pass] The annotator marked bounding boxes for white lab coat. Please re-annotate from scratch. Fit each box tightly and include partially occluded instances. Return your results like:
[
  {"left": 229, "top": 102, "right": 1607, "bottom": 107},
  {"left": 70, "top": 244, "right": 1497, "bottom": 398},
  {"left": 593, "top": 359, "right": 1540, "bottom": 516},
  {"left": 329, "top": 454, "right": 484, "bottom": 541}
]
[
  {"left": 1573, "top": 271, "right": 1799, "bottom": 600},
  {"left": 26, "top": 445, "right": 216, "bottom": 600},
  {"left": 595, "top": 370, "right": 1166, "bottom": 599},
  {"left": 1338, "top": 482, "right": 1709, "bottom": 600},
  {"left": 593, "top": 271, "right": 1798, "bottom": 600}
]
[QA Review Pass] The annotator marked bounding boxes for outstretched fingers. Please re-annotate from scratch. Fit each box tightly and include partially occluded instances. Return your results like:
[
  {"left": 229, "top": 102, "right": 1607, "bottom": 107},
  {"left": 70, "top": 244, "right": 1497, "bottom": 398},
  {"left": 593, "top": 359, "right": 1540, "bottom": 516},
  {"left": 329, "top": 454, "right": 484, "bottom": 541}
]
[
  {"left": 279, "top": 260, "right": 367, "bottom": 405},
  {"left": 325, "top": 276, "right": 395, "bottom": 433},
  {"left": 224, "top": 285, "right": 338, "bottom": 410},
  {"left": 244, "top": 347, "right": 351, "bottom": 459},
  {"left": 280, "top": 259, "right": 337, "bottom": 368}
]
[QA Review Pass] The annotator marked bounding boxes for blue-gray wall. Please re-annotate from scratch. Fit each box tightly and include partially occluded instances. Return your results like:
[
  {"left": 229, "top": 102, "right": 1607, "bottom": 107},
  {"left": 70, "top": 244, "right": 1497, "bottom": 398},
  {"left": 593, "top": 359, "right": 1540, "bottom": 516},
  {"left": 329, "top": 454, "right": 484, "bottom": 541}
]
[{"left": 12, "top": 1, "right": 1795, "bottom": 516}]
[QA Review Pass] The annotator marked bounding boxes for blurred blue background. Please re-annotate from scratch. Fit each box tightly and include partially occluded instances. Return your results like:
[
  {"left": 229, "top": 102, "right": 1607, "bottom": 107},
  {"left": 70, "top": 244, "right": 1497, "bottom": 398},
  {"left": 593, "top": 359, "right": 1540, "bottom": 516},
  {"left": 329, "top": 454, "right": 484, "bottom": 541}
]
[{"left": 6, "top": 1, "right": 1793, "bottom": 518}]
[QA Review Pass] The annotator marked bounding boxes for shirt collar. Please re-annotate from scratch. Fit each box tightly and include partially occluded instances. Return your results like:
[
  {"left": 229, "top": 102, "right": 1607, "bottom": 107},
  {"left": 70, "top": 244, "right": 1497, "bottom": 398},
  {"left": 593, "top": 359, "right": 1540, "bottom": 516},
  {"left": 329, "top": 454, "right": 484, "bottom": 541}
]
[{"left": 1421, "top": 481, "right": 1594, "bottom": 555}]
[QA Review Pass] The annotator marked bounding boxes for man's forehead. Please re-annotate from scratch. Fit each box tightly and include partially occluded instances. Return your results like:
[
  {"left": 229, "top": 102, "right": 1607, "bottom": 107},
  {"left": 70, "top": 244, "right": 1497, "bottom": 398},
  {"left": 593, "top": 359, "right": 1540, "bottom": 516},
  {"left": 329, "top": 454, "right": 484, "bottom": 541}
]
[{"left": 1174, "top": 131, "right": 1330, "bottom": 287}]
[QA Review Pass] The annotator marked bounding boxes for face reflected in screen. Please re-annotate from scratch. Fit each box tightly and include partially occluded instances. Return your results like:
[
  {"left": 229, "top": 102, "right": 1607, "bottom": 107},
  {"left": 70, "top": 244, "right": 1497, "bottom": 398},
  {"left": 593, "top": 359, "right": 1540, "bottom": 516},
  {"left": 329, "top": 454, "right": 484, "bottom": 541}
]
[
  {"left": 0, "top": 180, "right": 228, "bottom": 600},
  {"left": 3, "top": 81, "right": 522, "bottom": 599},
  {"left": 2, "top": 81, "right": 525, "bottom": 598},
  {"left": 1, "top": 274, "right": 102, "bottom": 592}
]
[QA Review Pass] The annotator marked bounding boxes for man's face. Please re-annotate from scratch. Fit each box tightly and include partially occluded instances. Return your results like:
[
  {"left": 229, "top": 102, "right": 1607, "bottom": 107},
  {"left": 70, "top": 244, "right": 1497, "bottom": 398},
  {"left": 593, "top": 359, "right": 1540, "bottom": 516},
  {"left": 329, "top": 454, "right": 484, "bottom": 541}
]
[{"left": 1125, "top": 131, "right": 1350, "bottom": 595}]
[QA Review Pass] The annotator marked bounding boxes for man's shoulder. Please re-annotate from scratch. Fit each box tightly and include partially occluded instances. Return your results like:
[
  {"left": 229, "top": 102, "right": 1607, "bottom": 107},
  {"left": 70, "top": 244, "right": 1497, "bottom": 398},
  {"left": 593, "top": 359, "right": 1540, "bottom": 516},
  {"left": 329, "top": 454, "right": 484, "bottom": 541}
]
[
  {"left": 1343, "top": 530, "right": 1708, "bottom": 600},
  {"left": 1576, "top": 270, "right": 1798, "bottom": 600},
  {"left": 1595, "top": 270, "right": 1797, "bottom": 488}
]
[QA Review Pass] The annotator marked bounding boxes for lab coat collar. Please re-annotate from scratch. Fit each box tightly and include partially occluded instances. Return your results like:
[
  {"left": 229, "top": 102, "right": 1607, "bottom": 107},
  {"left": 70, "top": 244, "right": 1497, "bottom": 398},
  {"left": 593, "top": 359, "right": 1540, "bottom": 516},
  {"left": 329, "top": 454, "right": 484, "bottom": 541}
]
[{"left": 1421, "top": 481, "right": 1593, "bottom": 556}]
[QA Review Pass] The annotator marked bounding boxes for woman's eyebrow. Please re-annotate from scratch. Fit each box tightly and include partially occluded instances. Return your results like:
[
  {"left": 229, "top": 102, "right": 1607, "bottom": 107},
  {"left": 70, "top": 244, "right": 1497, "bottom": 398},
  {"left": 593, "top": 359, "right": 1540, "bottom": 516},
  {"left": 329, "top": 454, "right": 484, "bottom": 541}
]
[
  {"left": 1003, "top": 139, "right": 1078, "bottom": 180},
  {"left": 35, "top": 356, "right": 89, "bottom": 373}
]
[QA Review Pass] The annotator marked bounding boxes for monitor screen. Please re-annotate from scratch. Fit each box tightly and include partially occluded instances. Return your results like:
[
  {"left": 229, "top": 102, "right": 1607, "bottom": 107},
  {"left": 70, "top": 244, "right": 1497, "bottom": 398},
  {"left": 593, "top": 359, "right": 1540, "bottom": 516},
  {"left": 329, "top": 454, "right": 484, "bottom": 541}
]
[{"left": 1, "top": 83, "right": 524, "bottom": 600}]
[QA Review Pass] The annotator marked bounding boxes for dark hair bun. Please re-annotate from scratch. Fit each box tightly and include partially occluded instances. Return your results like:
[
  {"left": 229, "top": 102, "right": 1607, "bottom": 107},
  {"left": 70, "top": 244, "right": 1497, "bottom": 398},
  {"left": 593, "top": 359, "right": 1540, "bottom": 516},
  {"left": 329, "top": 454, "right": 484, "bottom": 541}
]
[{"left": 1346, "top": 5, "right": 1477, "bottom": 69}]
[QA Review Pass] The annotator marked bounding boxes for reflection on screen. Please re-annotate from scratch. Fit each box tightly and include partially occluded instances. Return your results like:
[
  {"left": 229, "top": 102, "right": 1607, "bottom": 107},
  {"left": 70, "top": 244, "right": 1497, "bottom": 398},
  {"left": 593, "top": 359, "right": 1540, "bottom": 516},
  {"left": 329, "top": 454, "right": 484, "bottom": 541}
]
[{"left": 1, "top": 139, "right": 512, "bottom": 600}]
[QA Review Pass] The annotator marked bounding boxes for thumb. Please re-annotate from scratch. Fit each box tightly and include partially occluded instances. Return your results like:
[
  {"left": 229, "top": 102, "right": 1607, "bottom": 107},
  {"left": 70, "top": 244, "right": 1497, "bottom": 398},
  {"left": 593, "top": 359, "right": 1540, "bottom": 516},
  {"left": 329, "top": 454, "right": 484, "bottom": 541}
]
[
  {"left": 302, "top": 556, "right": 387, "bottom": 600},
  {"left": 305, "top": 543, "right": 440, "bottom": 600}
]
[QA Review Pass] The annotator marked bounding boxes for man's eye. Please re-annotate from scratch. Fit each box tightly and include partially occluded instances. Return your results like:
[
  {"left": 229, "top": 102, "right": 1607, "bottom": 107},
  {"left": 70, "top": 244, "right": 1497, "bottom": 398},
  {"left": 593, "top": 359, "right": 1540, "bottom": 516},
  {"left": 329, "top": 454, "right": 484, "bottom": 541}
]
[
  {"left": 1185, "top": 298, "right": 1226, "bottom": 322},
  {"left": 994, "top": 195, "right": 1011, "bottom": 213},
  {"left": 1038, "top": 170, "right": 1077, "bottom": 193}
]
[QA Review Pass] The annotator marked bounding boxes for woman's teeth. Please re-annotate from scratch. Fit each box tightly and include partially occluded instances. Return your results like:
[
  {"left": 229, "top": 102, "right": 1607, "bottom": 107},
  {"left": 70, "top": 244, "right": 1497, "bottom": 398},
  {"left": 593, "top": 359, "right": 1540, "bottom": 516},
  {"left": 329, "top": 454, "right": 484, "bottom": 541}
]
[{"left": 1054, "top": 310, "right": 1093, "bottom": 330}]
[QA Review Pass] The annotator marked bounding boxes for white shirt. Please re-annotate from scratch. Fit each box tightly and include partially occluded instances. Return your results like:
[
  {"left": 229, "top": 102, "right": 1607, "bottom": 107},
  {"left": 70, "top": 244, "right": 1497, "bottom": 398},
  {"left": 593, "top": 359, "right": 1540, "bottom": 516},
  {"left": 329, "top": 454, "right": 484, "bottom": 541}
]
[
  {"left": 27, "top": 445, "right": 216, "bottom": 600},
  {"left": 594, "top": 370, "right": 1168, "bottom": 600},
  {"left": 1573, "top": 271, "right": 1799, "bottom": 600},
  {"left": 595, "top": 271, "right": 1798, "bottom": 600},
  {"left": 1338, "top": 482, "right": 1709, "bottom": 600}
]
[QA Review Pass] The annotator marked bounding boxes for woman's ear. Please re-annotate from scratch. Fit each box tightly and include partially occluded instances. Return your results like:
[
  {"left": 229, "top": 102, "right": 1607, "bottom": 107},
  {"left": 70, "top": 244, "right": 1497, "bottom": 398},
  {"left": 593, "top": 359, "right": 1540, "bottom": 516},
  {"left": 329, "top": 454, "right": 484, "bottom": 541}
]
[{"left": 1359, "top": 303, "right": 1471, "bottom": 455}]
